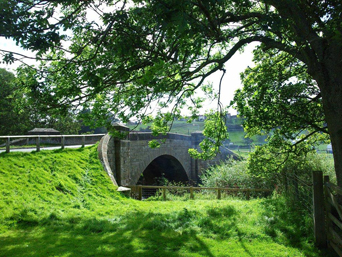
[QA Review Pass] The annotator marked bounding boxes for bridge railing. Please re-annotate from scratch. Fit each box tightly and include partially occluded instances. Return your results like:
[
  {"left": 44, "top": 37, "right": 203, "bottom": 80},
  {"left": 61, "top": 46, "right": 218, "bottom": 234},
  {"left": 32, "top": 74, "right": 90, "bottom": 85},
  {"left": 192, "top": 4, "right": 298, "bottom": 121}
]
[
  {"left": 0, "top": 134, "right": 105, "bottom": 153},
  {"left": 126, "top": 185, "right": 273, "bottom": 201}
]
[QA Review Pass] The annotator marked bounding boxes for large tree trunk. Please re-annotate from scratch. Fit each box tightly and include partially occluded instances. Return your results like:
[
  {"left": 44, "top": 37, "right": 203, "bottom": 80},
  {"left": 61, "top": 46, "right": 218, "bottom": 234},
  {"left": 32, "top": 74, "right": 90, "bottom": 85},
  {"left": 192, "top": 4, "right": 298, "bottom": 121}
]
[
  {"left": 324, "top": 98, "right": 342, "bottom": 189},
  {"left": 315, "top": 47, "right": 342, "bottom": 189},
  {"left": 271, "top": 2, "right": 342, "bottom": 189}
]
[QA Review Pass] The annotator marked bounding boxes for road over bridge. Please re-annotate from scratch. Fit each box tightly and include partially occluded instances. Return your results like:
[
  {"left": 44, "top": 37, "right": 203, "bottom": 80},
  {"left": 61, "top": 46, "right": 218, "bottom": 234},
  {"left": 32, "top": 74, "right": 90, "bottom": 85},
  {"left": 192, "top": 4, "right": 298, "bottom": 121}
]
[{"left": 98, "top": 124, "right": 238, "bottom": 186}]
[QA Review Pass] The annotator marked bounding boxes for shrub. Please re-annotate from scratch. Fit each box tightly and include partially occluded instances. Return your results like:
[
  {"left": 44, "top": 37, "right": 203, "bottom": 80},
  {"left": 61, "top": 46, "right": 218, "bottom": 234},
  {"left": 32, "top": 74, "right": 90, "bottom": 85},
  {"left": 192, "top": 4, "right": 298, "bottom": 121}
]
[{"left": 200, "top": 159, "right": 275, "bottom": 190}]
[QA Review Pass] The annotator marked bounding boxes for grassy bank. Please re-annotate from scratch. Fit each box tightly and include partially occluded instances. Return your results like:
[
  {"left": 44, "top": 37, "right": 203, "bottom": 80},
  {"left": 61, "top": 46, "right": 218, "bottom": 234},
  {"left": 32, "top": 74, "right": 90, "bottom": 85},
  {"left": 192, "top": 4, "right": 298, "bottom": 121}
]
[
  {"left": 0, "top": 146, "right": 330, "bottom": 256},
  {"left": 0, "top": 146, "right": 128, "bottom": 232}
]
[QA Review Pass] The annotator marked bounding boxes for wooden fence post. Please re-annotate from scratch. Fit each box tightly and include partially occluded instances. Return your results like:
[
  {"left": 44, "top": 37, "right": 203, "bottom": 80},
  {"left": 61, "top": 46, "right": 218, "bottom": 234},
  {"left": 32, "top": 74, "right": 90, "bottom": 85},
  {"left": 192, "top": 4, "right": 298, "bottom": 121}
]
[
  {"left": 138, "top": 185, "right": 142, "bottom": 200},
  {"left": 246, "top": 189, "right": 250, "bottom": 200},
  {"left": 6, "top": 137, "right": 10, "bottom": 153},
  {"left": 234, "top": 183, "right": 238, "bottom": 197},
  {"left": 162, "top": 187, "right": 166, "bottom": 201},
  {"left": 61, "top": 136, "right": 65, "bottom": 149},
  {"left": 82, "top": 136, "right": 85, "bottom": 147},
  {"left": 217, "top": 189, "right": 221, "bottom": 200},
  {"left": 312, "top": 171, "right": 327, "bottom": 248},
  {"left": 36, "top": 136, "right": 40, "bottom": 152},
  {"left": 190, "top": 187, "right": 194, "bottom": 200},
  {"left": 324, "top": 175, "right": 332, "bottom": 250}
]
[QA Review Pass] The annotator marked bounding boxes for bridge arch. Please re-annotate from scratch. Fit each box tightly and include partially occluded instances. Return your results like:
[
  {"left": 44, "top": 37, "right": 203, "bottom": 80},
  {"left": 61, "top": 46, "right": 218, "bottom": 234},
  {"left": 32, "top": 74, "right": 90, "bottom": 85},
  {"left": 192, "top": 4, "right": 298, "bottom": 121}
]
[
  {"left": 137, "top": 154, "right": 189, "bottom": 185},
  {"left": 98, "top": 124, "right": 239, "bottom": 186}
]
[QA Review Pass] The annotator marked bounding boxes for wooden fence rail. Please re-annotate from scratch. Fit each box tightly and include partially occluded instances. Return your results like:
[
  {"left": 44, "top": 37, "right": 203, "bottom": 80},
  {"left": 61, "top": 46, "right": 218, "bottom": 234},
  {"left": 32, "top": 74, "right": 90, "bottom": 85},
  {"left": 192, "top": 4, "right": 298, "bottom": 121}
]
[
  {"left": 0, "top": 134, "right": 105, "bottom": 153},
  {"left": 312, "top": 171, "right": 342, "bottom": 256},
  {"left": 324, "top": 176, "right": 342, "bottom": 256},
  {"left": 126, "top": 185, "right": 273, "bottom": 201}
]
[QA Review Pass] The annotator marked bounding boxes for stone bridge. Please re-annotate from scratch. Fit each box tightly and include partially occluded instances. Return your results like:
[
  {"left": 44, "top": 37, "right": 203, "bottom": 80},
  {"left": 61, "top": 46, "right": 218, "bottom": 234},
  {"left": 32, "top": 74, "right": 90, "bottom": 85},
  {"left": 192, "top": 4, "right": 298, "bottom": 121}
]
[{"left": 98, "top": 124, "right": 238, "bottom": 186}]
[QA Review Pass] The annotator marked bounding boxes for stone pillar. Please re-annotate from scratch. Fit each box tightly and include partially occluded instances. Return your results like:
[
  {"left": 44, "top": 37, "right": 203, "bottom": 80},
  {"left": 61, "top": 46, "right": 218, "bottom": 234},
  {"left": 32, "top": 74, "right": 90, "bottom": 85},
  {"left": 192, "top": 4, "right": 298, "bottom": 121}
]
[
  {"left": 112, "top": 123, "right": 130, "bottom": 137},
  {"left": 112, "top": 123, "right": 130, "bottom": 185}
]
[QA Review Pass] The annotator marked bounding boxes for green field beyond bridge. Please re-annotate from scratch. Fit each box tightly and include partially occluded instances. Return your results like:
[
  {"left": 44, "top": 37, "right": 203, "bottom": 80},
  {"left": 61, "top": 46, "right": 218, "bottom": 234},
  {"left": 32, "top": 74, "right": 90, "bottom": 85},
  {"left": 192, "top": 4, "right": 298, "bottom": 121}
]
[{"left": 0, "top": 146, "right": 330, "bottom": 256}]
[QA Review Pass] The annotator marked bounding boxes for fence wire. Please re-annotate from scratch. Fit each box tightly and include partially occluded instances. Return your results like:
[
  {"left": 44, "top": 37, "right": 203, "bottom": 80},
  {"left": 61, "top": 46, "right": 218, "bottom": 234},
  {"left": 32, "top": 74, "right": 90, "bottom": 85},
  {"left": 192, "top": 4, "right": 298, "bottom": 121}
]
[{"left": 281, "top": 172, "right": 314, "bottom": 234}]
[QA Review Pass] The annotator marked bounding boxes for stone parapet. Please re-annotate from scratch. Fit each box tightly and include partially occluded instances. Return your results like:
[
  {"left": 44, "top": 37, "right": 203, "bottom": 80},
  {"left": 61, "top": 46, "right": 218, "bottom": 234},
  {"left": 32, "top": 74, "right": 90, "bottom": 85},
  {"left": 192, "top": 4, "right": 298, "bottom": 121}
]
[{"left": 129, "top": 132, "right": 191, "bottom": 141}]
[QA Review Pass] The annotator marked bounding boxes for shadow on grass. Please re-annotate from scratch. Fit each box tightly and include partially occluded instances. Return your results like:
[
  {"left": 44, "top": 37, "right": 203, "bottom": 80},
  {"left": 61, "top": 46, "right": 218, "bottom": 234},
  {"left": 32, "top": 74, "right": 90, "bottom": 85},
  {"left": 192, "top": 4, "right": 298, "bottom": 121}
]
[
  {"left": 0, "top": 200, "right": 330, "bottom": 257},
  {"left": 260, "top": 197, "right": 334, "bottom": 257},
  {"left": 0, "top": 209, "right": 219, "bottom": 257}
]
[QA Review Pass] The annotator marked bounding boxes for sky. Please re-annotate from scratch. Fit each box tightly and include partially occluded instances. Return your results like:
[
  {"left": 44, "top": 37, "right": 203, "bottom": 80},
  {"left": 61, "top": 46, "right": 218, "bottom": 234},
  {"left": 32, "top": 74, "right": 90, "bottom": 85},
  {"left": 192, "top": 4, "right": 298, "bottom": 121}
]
[
  {"left": 202, "top": 43, "right": 256, "bottom": 113},
  {"left": 0, "top": 38, "right": 256, "bottom": 115}
]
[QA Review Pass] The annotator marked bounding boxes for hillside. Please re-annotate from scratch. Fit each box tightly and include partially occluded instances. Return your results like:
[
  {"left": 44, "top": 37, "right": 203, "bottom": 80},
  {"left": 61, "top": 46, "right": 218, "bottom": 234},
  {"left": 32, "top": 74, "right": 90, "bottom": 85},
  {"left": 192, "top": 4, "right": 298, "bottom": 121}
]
[
  {"left": 0, "top": 146, "right": 330, "bottom": 256},
  {"left": 0, "top": 146, "right": 127, "bottom": 232},
  {"left": 127, "top": 118, "right": 267, "bottom": 147}
]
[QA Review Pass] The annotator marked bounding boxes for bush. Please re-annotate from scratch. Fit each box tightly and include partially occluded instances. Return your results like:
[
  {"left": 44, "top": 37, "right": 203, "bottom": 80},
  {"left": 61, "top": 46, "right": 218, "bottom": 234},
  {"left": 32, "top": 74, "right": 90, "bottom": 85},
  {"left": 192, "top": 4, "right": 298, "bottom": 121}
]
[
  {"left": 200, "top": 159, "right": 275, "bottom": 190},
  {"left": 199, "top": 150, "right": 335, "bottom": 202}
]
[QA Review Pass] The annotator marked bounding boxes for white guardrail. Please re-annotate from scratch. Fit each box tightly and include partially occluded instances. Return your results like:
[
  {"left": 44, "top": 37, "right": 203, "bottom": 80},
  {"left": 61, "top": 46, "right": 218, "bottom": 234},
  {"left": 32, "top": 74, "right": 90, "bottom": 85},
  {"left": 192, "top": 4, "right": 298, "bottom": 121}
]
[{"left": 0, "top": 134, "right": 105, "bottom": 153}]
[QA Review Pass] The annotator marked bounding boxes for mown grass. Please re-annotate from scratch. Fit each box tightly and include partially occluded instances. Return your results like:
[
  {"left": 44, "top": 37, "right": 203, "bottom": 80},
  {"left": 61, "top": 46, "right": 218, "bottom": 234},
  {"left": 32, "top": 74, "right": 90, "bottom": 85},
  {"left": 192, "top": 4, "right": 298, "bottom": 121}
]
[{"left": 0, "top": 146, "right": 332, "bottom": 256}]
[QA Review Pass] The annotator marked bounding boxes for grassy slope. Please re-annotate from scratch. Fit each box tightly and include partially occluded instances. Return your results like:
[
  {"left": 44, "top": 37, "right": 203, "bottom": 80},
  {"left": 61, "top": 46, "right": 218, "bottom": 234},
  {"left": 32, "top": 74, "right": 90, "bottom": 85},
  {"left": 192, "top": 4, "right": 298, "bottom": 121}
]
[{"left": 0, "top": 146, "right": 330, "bottom": 257}]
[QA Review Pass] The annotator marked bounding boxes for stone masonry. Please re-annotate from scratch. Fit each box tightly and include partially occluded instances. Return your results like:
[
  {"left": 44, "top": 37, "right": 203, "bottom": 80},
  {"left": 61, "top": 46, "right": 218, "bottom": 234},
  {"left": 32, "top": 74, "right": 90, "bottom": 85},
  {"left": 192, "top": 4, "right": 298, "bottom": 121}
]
[{"left": 98, "top": 123, "right": 238, "bottom": 186}]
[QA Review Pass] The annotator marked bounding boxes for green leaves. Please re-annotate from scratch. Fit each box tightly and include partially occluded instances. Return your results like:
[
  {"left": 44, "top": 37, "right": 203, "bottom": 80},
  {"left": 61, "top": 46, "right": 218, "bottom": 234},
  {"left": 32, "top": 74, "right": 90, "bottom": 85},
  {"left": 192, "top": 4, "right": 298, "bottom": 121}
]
[
  {"left": 231, "top": 48, "right": 326, "bottom": 143},
  {"left": 148, "top": 140, "right": 161, "bottom": 148},
  {"left": 189, "top": 111, "right": 228, "bottom": 160},
  {"left": 0, "top": 68, "right": 81, "bottom": 135},
  {"left": 3, "top": 0, "right": 342, "bottom": 171},
  {"left": 247, "top": 129, "right": 329, "bottom": 178}
]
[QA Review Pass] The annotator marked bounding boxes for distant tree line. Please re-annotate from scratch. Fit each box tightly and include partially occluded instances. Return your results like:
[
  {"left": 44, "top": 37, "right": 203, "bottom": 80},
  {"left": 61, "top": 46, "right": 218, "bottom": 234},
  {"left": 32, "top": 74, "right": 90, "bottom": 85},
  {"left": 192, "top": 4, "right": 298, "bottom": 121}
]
[{"left": 0, "top": 68, "right": 104, "bottom": 135}]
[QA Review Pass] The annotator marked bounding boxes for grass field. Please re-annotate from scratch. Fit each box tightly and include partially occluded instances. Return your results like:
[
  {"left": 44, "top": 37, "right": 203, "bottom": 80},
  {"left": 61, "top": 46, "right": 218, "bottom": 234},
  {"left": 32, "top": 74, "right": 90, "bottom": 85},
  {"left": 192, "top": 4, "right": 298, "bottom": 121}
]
[
  {"left": 0, "top": 146, "right": 332, "bottom": 256},
  {"left": 127, "top": 120, "right": 268, "bottom": 146},
  {"left": 128, "top": 120, "right": 205, "bottom": 135}
]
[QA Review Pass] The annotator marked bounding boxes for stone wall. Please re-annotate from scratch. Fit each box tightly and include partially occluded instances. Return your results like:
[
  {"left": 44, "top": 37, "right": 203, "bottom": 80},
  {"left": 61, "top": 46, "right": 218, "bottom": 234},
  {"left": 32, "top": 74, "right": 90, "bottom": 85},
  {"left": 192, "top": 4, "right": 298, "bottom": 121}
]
[
  {"left": 97, "top": 134, "right": 117, "bottom": 186},
  {"left": 98, "top": 124, "right": 238, "bottom": 186},
  {"left": 125, "top": 136, "right": 193, "bottom": 185}
]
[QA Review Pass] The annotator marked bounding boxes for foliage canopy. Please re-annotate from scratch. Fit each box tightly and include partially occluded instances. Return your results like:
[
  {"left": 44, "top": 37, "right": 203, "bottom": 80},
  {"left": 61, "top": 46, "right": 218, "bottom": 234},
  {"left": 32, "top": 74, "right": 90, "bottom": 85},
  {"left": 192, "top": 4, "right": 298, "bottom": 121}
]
[
  {"left": 0, "top": 68, "right": 81, "bottom": 135},
  {"left": 1, "top": 0, "right": 342, "bottom": 186}
]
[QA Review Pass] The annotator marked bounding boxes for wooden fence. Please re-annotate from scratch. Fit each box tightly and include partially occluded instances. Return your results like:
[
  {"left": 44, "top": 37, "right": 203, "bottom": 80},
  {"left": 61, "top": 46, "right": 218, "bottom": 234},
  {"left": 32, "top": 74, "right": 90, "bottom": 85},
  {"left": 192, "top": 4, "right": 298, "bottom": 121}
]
[
  {"left": 324, "top": 176, "right": 342, "bottom": 256},
  {"left": 0, "top": 134, "right": 105, "bottom": 153},
  {"left": 126, "top": 185, "right": 272, "bottom": 201},
  {"left": 313, "top": 171, "right": 342, "bottom": 256}
]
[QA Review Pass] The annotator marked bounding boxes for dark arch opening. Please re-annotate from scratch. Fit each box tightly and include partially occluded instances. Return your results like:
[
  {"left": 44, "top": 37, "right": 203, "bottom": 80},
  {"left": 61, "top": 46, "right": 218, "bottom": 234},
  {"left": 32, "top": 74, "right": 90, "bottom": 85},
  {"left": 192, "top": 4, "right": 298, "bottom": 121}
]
[{"left": 137, "top": 155, "right": 189, "bottom": 185}]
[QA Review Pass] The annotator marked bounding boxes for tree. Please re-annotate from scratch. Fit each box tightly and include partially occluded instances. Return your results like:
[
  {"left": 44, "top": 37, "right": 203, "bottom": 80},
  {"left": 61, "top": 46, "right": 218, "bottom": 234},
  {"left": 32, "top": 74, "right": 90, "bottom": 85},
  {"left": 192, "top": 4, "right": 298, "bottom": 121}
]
[
  {"left": 1, "top": 1, "right": 342, "bottom": 187},
  {"left": 0, "top": 68, "right": 32, "bottom": 135},
  {"left": 0, "top": 69, "right": 80, "bottom": 135}
]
